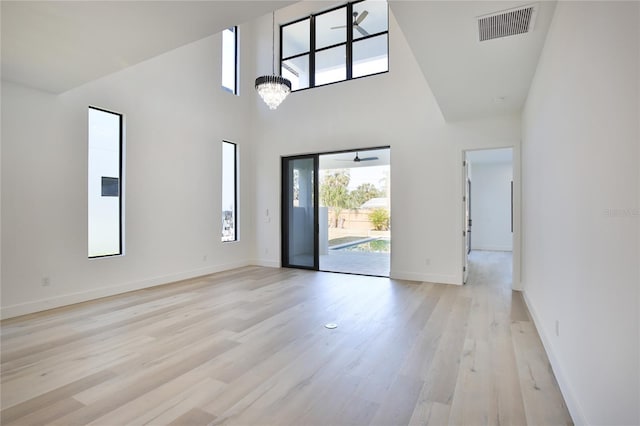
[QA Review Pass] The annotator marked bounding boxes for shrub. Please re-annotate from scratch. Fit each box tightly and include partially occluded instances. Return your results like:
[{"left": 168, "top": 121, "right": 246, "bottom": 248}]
[{"left": 369, "top": 208, "right": 390, "bottom": 231}]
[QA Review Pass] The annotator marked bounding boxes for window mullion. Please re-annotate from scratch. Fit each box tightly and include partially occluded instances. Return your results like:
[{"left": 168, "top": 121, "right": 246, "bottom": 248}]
[
  {"left": 279, "top": 24, "right": 283, "bottom": 75},
  {"left": 310, "top": 15, "right": 316, "bottom": 88},
  {"left": 346, "top": 3, "right": 353, "bottom": 80},
  {"left": 234, "top": 27, "right": 239, "bottom": 95}
]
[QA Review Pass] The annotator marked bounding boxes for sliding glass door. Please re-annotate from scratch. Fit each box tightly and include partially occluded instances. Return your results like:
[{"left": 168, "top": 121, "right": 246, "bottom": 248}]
[
  {"left": 282, "top": 148, "right": 390, "bottom": 277},
  {"left": 281, "top": 155, "right": 318, "bottom": 269}
]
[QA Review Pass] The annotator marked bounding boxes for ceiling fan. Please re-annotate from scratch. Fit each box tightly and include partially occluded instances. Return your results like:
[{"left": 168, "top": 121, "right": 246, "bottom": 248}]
[
  {"left": 338, "top": 152, "right": 379, "bottom": 163},
  {"left": 331, "top": 10, "right": 370, "bottom": 37}
]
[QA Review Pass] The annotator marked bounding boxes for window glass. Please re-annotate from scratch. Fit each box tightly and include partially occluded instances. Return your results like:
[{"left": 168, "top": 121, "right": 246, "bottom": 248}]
[
  {"left": 222, "top": 141, "right": 237, "bottom": 242},
  {"left": 88, "top": 107, "right": 123, "bottom": 258},
  {"left": 280, "top": 1, "right": 388, "bottom": 91},
  {"left": 353, "top": 0, "right": 388, "bottom": 40},
  {"left": 222, "top": 27, "right": 238, "bottom": 94},
  {"left": 282, "top": 54, "right": 310, "bottom": 90},
  {"left": 315, "top": 46, "right": 347, "bottom": 86},
  {"left": 316, "top": 7, "right": 347, "bottom": 50},
  {"left": 353, "top": 33, "right": 388, "bottom": 78},
  {"left": 282, "top": 19, "right": 310, "bottom": 58}
]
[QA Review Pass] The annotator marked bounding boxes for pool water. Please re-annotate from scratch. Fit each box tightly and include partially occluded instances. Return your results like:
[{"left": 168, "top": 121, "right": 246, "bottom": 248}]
[{"left": 341, "top": 238, "right": 390, "bottom": 253}]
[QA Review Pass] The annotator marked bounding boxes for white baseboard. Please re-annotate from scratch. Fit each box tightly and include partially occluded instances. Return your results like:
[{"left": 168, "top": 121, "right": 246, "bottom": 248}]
[
  {"left": 390, "top": 270, "right": 460, "bottom": 285},
  {"left": 249, "top": 259, "right": 280, "bottom": 268},
  {"left": 0, "top": 260, "right": 251, "bottom": 320},
  {"left": 522, "top": 291, "right": 586, "bottom": 426},
  {"left": 248, "top": 262, "right": 461, "bottom": 286},
  {"left": 1, "top": 262, "right": 460, "bottom": 319},
  {"left": 247, "top": 264, "right": 460, "bottom": 286}
]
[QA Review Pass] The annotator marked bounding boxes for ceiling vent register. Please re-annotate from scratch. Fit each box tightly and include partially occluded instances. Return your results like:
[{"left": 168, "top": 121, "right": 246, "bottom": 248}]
[{"left": 478, "top": 4, "right": 537, "bottom": 42}]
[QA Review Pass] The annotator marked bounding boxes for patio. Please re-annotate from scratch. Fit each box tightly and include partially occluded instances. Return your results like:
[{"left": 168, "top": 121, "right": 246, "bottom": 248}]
[{"left": 320, "top": 249, "right": 390, "bottom": 277}]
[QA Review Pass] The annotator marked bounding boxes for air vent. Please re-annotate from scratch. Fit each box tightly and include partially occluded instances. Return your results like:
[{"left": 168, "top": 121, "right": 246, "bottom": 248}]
[{"left": 478, "top": 4, "right": 537, "bottom": 42}]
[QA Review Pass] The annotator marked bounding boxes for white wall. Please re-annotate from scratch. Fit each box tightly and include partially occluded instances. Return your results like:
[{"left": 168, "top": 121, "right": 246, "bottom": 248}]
[
  {"left": 1, "top": 25, "right": 258, "bottom": 318},
  {"left": 470, "top": 162, "right": 513, "bottom": 251},
  {"left": 522, "top": 2, "right": 639, "bottom": 425},
  {"left": 250, "top": 5, "right": 522, "bottom": 286}
]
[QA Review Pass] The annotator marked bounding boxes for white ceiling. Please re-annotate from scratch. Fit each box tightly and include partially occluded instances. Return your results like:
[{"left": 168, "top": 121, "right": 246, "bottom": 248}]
[
  {"left": 1, "top": 1, "right": 295, "bottom": 93},
  {"left": 390, "top": 1, "right": 557, "bottom": 122},
  {"left": 2, "top": 1, "right": 556, "bottom": 123}
]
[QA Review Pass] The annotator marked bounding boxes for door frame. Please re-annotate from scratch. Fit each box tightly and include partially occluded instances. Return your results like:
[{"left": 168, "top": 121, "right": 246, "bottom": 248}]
[
  {"left": 281, "top": 154, "right": 319, "bottom": 270},
  {"left": 462, "top": 146, "right": 520, "bottom": 289},
  {"left": 463, "top": 159, "right": 470, "bottom": 284},
  {"left": 467, "top": 178, "right": 472, "bottom": 255}
]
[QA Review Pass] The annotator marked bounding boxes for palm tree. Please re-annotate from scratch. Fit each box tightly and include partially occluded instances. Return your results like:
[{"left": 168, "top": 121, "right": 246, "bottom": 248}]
[{"left": 320, "top": 170, "right": 353, "bottom": 227}]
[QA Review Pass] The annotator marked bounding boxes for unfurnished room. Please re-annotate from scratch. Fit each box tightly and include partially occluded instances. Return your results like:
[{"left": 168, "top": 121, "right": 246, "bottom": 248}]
[{"left": 1, "top": 1, "right": 638, "bottom": 425}]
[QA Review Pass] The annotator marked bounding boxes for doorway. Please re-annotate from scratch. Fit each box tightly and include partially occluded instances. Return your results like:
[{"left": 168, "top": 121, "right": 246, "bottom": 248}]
[
  {"left": 281, "top": 155, "right": 318, "bottom": 270},
  {"left": 281, "top": 147, "right": 391, "bottom": 277},
  {"left": 464, "top": 148, "right": 514, "bottom": 286}
]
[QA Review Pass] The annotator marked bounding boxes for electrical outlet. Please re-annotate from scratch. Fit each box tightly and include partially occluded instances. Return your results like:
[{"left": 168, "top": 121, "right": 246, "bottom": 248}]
[
  {"left": 202, "top": 255, "right": 207, "bottom": 262},
  {"left": 42, "top": 277, "right": 51, "bottom": 287},
  {"left": 264, "top": 248, "right": 269, "bottom": 255},
  {"left": 425, "top": 258, "right": 431, "bottom": 266},
  {"left": 555, "top": 320, "right": 560, "bottom": 337}
]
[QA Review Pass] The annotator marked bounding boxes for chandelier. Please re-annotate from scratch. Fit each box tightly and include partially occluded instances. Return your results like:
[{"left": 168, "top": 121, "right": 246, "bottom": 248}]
[{"left": 255, "top": 11, "right": 291, "bottom": 110}]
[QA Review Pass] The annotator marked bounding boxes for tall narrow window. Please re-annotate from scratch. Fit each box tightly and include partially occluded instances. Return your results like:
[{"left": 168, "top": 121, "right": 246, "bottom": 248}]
[
  {"left": 88, "top": 107, "right": 123, "bottom": 258},
  {"left": 222, "top": 141, "right": 237, "bottom": 242},
  {"left": 222, "top": 27, "right": 238, "bottom": 94}
]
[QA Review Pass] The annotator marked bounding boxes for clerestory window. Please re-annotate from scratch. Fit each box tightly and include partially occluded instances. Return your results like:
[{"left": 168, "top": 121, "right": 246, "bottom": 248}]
[{"left": 281, "top": 0, "right": 388, "bottom": 91}]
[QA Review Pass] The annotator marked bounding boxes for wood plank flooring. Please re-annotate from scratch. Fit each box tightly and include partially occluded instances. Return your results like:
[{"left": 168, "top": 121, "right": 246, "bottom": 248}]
[{"left": 1, "top": 251, "right": 573, "bottom": 425}]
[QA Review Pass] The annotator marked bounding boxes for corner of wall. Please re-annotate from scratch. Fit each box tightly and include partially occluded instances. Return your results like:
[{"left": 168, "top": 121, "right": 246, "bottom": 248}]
[{"left": 390, "top": 270, "right": 460, "bottom": 285}]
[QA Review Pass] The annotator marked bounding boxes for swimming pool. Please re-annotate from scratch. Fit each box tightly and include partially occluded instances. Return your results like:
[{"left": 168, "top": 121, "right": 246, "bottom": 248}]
[{"left": 337, "top": 238, "right": 390, "bottom": 253}]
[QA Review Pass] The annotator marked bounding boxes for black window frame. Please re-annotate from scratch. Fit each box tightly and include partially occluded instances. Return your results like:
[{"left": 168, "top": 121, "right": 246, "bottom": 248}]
[
  {"left": 222, "top": 26, "right": 239, "bottom": 95},
  {"left": 221, "top": 140, "right": 238, "bottom": 243},
  {"left": 88, "top": 106, "right": 124, "bottom": 259},
  {"left": 280, "top": 0, "right": 389, "bottom": 92}
]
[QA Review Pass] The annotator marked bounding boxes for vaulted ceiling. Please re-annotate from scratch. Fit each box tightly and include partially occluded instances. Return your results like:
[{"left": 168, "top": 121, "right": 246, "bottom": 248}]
[
  {"left": 1, "top": 1, "right": 296, "bottom": 93},
  {"left": 1, "top": 0, "right": 557, "bottom": 122},
  {"left": 390, "top": 1, "right": 557, "bottom": 121}
]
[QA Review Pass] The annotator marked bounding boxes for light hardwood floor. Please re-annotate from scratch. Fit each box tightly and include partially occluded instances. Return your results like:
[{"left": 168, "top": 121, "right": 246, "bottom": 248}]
[{"left": 1, "top": 251, "right": 572, "bottom": 425}]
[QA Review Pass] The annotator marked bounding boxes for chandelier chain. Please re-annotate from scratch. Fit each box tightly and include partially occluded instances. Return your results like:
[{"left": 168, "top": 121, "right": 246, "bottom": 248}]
[{"left": 271, "top": 11, "right": 275, "bottom": 75}]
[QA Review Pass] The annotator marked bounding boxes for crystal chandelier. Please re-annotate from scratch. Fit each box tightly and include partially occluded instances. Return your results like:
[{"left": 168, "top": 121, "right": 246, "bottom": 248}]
[{"left": 255, "top": 11, "right": 291, "bottom": 110}]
